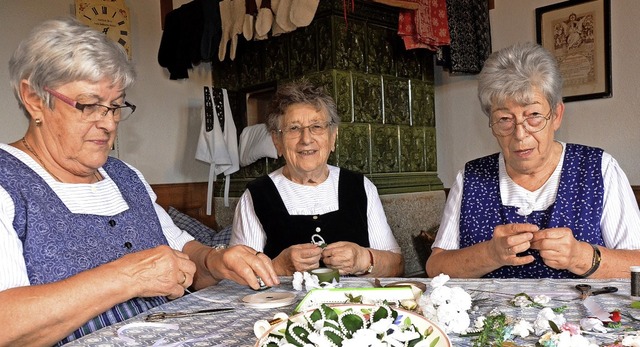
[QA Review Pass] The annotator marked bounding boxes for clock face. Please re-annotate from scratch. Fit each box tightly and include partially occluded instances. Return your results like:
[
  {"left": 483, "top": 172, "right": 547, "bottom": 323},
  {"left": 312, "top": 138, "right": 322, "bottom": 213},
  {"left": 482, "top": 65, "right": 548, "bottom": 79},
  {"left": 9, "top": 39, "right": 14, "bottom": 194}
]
[{"left": 76, "top": 1, "right": 131, "bottom": 58}]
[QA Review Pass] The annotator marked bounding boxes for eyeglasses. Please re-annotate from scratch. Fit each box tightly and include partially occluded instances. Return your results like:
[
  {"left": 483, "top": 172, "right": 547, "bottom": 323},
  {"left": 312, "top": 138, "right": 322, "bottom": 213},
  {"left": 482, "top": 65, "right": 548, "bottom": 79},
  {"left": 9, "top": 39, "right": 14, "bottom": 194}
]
[
  {"left": 278, "top": 121, "right": 334, "bottom": 139},
  {"left": 44, "top": 86, "right": 136, "bottom": 122},
  {"left": 489, "top": 110, "right": 552, "bottom": 137}
]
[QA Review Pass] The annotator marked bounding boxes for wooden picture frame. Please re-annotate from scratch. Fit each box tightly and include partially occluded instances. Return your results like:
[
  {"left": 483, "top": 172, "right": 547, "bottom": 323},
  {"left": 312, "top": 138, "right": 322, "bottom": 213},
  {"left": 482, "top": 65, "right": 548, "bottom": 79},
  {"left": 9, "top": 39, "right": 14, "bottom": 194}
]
[{"left": 536, "top": 0, "right": 612, "bottom": 102}]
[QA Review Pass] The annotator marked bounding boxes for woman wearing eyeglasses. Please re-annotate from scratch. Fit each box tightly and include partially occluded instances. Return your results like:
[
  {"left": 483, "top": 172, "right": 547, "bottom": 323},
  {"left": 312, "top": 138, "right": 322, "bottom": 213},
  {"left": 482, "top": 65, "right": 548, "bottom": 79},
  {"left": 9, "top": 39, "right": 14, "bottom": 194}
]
[
  {"left": 0, "top": 18, "right": 278, "bottom": 346},
  {"left": 231, "top": 81, "right": 404, "bottom": 277},
  {"left": 427, "top": 42, "right": 640, "bottom": 279}
]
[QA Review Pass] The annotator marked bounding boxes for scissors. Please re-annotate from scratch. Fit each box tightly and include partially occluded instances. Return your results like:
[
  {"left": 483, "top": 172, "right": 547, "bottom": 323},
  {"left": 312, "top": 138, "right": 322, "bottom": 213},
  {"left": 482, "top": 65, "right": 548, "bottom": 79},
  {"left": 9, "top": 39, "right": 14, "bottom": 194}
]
[
  {"left": 145, "top": 307, "right": 235, "bottom": 322},
  {"left": 575, "top": 284, "right": 618, "bottom": 300}
]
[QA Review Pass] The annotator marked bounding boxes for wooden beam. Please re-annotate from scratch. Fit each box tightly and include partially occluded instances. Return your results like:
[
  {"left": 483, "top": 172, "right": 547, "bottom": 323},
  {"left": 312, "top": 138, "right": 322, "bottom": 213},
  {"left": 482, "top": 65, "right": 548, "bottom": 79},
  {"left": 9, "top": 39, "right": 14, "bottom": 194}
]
[
  {"left": 160, "top": 0, "right": 172, "bottom": 29},
  {"left": 370, "top": 0, "right": 419, "bottom": 10}
]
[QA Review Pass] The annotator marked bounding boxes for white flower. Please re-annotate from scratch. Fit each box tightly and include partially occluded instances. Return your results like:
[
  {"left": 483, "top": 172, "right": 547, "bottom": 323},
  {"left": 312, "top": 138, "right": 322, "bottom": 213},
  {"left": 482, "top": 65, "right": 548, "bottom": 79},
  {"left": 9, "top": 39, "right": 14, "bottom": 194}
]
[
  {"left": 579, "top": 317, "right": 607, "bottom": 333},
  {"left": 474, "top": 316, "right": 486, "bottom": 329},
  {"left": 533, "top": 295, "right": 551, "bottom": 305},
  {"left": 622, "top": 335, "right": 640, "bottom": 347},
  {"left": 368, "top": 317, "right": 394, "bottom": 334},
  {"left": 512, "top": 295, "right": 531, "bottom": 308},
  {"left": 429, "top": 285, "right": 452, "bottom": 306},
  {"left": 430, "top": 273, "right": 450, "bottom": 288},
  {"left": 450, "top": 286, "right": 472, "bottom": 311},
  {"left": 516, "top": 205, "right": 533, "bottom": 216},
  {"left": 292, "top": 272, "right": 304, "bottom": 291},
  {"left": 342, "top": 329, "right": 383, "bottom": 347},
  {"left": 533, "top": 307, "right": 566, "bottom": 336},
  {"left": 303, "top": 272, "right": 320, "bottom": 291},
  {"left": 512, "top": 318, "right": 534, "bottom": 338}
]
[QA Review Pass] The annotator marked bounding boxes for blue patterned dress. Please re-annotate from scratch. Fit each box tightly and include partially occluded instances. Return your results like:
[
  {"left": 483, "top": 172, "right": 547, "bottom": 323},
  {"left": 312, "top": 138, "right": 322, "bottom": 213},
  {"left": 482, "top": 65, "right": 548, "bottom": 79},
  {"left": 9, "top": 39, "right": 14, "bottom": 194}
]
[
  {"left": 459, "top": 144, "right": 605, "bottom": 278},
  {"left": 0, "top": 149, "right": 169, "bottom": 345}
]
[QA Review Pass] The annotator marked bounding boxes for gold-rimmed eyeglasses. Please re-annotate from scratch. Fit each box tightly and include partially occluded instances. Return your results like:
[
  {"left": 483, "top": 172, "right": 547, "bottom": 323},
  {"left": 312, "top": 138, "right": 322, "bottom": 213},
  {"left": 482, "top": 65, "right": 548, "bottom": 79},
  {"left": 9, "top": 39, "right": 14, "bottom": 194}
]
[
  {"left": 489, "top": 110, "right": 552, "bottom": 137},
  {"left": 44, "top": 86, "right": 136, "bottom": 122},
  {"left": 278, "top": 121, "right": 333, "bottom": 139}
]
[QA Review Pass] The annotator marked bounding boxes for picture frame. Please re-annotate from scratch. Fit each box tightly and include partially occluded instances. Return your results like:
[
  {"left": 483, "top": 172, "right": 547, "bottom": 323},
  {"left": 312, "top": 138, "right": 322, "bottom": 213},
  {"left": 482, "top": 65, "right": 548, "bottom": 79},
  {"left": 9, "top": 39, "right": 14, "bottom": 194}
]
[{"left": 536, "top": 0, "right": 612, "bottom": 102}]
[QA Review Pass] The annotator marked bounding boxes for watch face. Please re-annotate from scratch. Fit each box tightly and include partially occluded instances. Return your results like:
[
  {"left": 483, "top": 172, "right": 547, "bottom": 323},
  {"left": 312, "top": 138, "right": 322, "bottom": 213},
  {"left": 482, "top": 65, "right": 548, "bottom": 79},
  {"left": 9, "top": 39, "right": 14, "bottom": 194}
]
[{"left": 76, "top": 1, "right": 131, "bottom": 58}]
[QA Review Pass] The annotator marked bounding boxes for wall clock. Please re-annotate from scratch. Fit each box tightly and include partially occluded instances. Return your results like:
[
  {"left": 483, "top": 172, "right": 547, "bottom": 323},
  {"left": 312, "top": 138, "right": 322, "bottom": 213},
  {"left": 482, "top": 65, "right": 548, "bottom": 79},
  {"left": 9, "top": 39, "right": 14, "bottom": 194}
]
[{"left": 75, "top": 0, "right": 132, "bottom": 59}]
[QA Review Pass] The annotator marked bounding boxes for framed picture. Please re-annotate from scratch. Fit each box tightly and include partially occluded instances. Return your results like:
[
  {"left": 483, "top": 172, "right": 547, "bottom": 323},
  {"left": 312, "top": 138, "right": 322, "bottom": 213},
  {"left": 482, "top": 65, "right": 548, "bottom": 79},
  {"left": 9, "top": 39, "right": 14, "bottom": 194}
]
[{"left": 536, "top": 0, "right": 612, "bottom": 102}]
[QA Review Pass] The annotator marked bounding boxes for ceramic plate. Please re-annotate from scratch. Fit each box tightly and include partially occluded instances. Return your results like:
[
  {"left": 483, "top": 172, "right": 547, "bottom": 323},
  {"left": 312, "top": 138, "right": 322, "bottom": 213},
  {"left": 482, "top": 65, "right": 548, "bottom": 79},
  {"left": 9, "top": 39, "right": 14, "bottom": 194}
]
[{"left": 255, "top": 303, "right": 451, "bottom": 347}]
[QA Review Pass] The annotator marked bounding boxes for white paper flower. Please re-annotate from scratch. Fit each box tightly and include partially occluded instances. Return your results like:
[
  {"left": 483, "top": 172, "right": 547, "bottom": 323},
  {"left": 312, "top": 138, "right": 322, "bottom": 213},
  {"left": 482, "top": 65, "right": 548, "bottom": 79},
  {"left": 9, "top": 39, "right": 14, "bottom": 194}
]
[
  {"left": 533, "top": 295, "right": 551, "bottom": 305},
  {"left": 579, "top": 317, "right": 607, "bottom": 333},
  {"left": 512, "top": 318, "right": 534, "bottom": 338},
  {"left": 511, "top": 295, "right": 531, "bottom": 308},
  {"left": 474, "top": 316, "right": 486, "bottom": 329},
  {"left": 450, "top": 286, "right": 472, "bottom": 311},
  {"left": 292, "top": 272, "right": 304, "bottom": 291},
  {"left": 533, "top": 307, "right": 566, "bottom": 336},
  {"left": 429, "top": 285, "right": 453, "bottom": 306},
  {"left": 341, "top": 329, "right": 382, "bottom": 347},
  {"left": 622, "top": 335, "right": 640, "bottom": 347},
  {"left": 516, "top": 205, "right": 533, "bottom": 216},
  {"left": 430, "top": 273, "right": 450, "bottom": 288}
]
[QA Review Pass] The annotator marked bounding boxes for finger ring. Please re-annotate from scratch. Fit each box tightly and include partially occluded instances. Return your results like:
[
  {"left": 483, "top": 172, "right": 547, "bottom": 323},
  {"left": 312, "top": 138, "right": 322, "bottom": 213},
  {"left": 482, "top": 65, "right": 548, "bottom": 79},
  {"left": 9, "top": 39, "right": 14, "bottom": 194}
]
[
  {"left": 255, "top": 251, "right": 262, "bottom": 256},
  {"left": 178, "top": 272, "right": 187, "bottom": 285},
  {"left": 507, "top": 247, "right": 512, "bottom": 254}
]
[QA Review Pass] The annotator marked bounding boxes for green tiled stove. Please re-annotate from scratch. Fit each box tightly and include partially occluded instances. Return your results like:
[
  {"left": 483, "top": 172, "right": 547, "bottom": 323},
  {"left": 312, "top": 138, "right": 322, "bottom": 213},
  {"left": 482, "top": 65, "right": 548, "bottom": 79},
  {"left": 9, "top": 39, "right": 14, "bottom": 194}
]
[{"left": 211, "top": 0, "right": 442, "bottom": 196}]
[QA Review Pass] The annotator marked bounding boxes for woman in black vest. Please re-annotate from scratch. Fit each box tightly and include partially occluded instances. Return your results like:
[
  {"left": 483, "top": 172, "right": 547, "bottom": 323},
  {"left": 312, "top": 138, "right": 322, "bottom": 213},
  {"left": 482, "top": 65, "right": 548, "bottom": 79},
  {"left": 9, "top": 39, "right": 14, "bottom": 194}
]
[{"left": 231, "top": 81, "right": 404, "bottom": 277}]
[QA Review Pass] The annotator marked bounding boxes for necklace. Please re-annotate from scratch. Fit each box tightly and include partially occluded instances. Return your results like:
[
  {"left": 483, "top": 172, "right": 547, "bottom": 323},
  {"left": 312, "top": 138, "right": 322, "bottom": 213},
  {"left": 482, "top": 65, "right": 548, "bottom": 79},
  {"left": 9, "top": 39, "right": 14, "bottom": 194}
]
[
  {"left": 22, "top": 137, "right": 63, "bottom": 182},
  {"left": 21, "top": 137, "right": 102, "bottom": 183}
]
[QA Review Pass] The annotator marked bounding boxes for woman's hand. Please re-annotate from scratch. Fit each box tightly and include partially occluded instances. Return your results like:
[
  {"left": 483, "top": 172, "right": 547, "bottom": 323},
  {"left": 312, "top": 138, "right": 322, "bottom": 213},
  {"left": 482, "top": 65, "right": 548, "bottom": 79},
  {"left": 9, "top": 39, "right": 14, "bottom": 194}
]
[
  {"left": 321, "top": 241, "right": 369, "bottom": 275},
  {"left": 113, "top": 245, "right": 196, "bottom": 300},
  {"left": 529, "top": 227, "right": 592, "bottom": 273},
  {"left": 489, "top": 223, "right": 538, "bottom": 267},
  {"left": 272, "top": 243, "right": 323, "bottom": 275}
]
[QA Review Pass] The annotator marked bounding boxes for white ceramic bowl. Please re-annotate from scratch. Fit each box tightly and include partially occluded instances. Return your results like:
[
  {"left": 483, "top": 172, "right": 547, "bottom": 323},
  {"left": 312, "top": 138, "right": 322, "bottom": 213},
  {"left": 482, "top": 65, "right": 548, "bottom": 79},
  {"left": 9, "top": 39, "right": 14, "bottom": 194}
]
[{"left": 255, "top": 303, "right": 451, "bottom": 347}]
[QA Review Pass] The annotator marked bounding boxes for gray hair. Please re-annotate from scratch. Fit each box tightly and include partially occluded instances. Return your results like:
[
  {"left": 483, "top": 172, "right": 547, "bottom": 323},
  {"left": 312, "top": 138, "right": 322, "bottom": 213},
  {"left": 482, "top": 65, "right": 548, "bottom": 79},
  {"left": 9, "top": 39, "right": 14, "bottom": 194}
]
[
  {"left": 9, "top": 17, "right": 136, "bottom": 117},
  {"left": 266, "top": 80, "right": 340, "bottom": 133},
  {"left": 477, "top": 42, "right": 563, "bottom": 117}
]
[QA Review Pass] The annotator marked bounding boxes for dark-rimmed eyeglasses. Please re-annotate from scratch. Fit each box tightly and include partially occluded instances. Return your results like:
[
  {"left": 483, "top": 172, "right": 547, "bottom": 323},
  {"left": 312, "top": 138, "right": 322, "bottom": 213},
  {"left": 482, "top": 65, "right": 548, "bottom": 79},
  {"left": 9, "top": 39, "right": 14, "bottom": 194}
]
[
  {"left": 489, "top": 110, "right": 552, "bottom": 137},
  {"left": 44, "top": 86, "right": 136, "bottom": 122},
  {"left": 278, "top": 121, "right": 333, "bottom": 139}
]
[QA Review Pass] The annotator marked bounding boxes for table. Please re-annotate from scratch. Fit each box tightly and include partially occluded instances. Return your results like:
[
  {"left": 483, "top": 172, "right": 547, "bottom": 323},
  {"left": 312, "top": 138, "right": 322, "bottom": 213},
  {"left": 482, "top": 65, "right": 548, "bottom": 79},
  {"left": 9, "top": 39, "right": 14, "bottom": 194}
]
[{"left": 67, "top": 277, "right": 638, "bottom": 347}]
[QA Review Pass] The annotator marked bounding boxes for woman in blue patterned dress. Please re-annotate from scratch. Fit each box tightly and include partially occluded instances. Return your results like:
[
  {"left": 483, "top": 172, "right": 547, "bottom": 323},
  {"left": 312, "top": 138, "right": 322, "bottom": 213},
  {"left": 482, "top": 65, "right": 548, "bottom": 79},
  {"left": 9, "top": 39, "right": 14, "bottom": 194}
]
[
  {"left": 0, "top": 18, "right": 278, "bottom": 346},
  {"left": 427, "top": 42, "right": 640, "bottom": 279}
]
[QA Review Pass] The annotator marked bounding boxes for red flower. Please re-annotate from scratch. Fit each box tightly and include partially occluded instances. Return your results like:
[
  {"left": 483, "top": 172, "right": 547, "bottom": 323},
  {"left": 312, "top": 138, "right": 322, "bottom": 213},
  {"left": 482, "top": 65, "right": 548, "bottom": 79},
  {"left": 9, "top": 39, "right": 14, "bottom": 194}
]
[{"left": 609, "top": 310, "right": 621, "bottom": 322}]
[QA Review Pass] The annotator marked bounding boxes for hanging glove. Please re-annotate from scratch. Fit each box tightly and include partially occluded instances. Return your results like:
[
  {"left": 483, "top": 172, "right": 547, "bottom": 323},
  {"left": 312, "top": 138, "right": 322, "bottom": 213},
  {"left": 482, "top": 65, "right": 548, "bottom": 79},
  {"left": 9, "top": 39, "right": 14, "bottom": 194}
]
[
  {"left": 218, "top": 0, "right": 232, "bottom": 61},
  {"left": 229, "top": 0, "right": 246, "bottom": 60},
  {"left": 255, "top": 0, "right": 273, "bottom": 38},
  {"left": 290, "top": 0, "right": 319, "bottom": 28},
  {"left": 243, "top": 0, "right": 258, "bottom": 41}
]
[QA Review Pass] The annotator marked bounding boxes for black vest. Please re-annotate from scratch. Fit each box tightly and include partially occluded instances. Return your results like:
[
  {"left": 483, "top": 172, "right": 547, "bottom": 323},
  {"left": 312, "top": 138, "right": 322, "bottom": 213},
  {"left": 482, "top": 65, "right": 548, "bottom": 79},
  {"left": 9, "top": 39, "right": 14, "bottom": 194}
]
[{"left": 247, "top": 169, "right": 370, "bottom": 258}]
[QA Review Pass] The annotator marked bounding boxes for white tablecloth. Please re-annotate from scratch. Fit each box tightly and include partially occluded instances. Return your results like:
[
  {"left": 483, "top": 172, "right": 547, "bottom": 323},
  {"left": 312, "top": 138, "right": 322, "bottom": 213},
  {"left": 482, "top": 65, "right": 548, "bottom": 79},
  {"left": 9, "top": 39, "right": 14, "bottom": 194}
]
[{"left": 66, "top": 277, "right": 637, "bottom": 347}]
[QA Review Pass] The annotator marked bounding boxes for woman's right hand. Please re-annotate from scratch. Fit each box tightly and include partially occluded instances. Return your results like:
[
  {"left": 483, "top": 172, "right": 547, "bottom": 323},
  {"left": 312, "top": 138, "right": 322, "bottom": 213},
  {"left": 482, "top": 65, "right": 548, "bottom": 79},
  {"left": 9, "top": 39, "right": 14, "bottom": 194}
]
[
  {"left": 490, "top": 223, "right": 538, "bottom": 266},
  {"left": 272, "top": 243, "right": 323, "bottom": 275},
  {"left": 111, "top": 245, "right": 196, "bottom": 300}
]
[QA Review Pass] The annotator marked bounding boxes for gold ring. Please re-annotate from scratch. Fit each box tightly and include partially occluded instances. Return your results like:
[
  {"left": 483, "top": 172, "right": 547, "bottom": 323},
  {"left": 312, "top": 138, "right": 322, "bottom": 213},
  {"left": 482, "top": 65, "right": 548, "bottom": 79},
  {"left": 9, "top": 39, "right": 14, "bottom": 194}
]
[
  {"left": 255, "top": 251, "right": 262, "bottom": 256},
  {"left": 179, "top": 272, "right": 187, "bottom": 285}
]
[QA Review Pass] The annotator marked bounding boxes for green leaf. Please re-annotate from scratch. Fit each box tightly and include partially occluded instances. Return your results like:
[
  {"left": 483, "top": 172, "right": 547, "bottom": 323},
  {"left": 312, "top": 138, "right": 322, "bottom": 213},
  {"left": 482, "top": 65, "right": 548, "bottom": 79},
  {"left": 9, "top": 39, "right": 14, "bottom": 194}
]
[
  {"left": 285, "top": 321, "right": 309, "bottom": 346},
  {"left": 324, "top": 330, "right": 344, "bottom": 346},
  {"left": 430, "top": 336, "right": 440, "bottom": 347},
  {"left": 373, "top": 306, "right": 390, "bottom": 322},
  {"left": 631, "top": 301, "right": 640, "bottom": 309},
  {"left": 341, "top": 313, "right": 365, "bottom": 334},
  {"left": 548, "top": 320, "right": 561, "bottom": 333}
]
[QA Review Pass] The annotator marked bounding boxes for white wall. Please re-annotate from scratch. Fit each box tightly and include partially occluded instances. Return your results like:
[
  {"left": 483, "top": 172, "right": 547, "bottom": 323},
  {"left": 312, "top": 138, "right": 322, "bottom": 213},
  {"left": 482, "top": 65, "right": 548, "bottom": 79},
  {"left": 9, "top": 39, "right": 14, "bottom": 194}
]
[
  {"left": 0, "top": 0, "right": 211, "bottom": 184},
  {"left": 435, "top": 0, "right": 640, "bottom": 188},
  {"left": 2, "top": 0, "right": 640, "bottom": 188}
]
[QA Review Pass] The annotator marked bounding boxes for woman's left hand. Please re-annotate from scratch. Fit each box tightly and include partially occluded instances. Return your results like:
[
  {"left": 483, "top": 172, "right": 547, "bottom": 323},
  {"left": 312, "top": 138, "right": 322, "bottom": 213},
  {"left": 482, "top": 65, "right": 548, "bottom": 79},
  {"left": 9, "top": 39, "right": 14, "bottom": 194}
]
[
  {"left": 321, "top": 242, "right": 369, "bottom": 275},
  {"left": 529, "top": 227, "right": 588, "bottom": 271}
]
